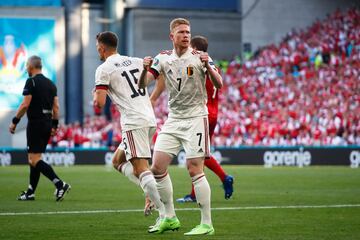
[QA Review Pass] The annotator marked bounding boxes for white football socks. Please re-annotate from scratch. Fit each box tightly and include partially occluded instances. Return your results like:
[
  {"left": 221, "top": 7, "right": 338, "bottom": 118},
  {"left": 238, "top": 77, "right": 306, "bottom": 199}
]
[
  {"left": 118, "top": 161, "right": 140, "bottom": 186},
  {"left": 192, "top": 173, "right": 212, "bottom": 225},
  {"left": 139, "top": 170, "right": 165, "bottom": 218},
  {"left": 154, "top": 172, "right": 176, "bottom": 218}
]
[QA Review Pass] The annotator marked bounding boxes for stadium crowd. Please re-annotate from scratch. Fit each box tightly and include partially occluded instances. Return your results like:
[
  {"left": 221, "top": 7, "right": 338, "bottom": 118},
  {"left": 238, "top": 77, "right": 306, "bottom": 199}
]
[{"left": 50, "top": 8, "right": 359, "bottom": 148}]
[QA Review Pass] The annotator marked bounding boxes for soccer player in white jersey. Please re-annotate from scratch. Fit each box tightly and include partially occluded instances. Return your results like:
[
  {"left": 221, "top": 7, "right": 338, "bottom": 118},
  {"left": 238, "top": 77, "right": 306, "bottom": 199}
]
[
  {"left": 139, "top": 18, "right": 223, "bottom": 235},
  {"left": 92, "top": 31, "right": 166, "bottom": 230}
]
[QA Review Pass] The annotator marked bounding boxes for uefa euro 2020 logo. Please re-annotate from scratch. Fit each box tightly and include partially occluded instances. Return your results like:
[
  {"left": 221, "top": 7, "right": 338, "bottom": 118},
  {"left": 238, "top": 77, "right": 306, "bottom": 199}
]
[{"left": 0, "top": 34, "right": 28, "bottom": 107}]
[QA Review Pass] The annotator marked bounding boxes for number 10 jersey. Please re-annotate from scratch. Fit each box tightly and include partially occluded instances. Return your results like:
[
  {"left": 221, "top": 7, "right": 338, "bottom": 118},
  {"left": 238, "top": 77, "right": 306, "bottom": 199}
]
[{"left": 95, "top": 54, "right": 156, "bottom": 131}]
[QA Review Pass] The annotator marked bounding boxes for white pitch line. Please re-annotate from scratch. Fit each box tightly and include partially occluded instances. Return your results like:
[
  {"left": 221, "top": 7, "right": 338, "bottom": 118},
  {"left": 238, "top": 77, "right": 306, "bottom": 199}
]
[{"left": 1, "top": 204, "right": 360, "bottom": 216}]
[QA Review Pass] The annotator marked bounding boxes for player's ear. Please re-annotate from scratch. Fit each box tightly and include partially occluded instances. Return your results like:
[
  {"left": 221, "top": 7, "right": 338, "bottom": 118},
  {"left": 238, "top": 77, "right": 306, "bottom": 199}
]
[
  {"left": 27, "top": 65, "right": 33, "bottom": 75},
  {"left": 98, "top": 42, "right": 105, "bottom": 52},
  {"left": 169, "top": 32, "right": 174, "bottom": 41},
  {"left": 100, "top": 44, "right": 105, "bottom": 53}
]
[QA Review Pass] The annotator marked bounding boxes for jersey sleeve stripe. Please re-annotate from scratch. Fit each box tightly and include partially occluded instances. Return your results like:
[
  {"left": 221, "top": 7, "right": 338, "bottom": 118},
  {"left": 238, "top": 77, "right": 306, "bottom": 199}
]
[
  {"left": 95, "top": 85, "right": 109, "bottom": 90},
  {"left": 149, "top": 68, "right": 159, "bottom": 79}
]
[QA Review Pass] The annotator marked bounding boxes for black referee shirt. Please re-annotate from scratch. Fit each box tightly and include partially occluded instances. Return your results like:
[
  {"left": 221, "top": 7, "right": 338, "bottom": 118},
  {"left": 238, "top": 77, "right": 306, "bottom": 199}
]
[{"left": 22, "top": 74, "right": 57, "bottom": 121}]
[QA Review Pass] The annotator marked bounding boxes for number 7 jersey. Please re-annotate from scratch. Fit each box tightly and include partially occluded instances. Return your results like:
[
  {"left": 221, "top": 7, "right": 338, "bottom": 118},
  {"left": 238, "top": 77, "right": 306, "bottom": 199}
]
[
  {"left": 95, "top": 54, "right": 156, "bottom": 131},
  {"left": 149, "top": 48, "right": 217, "bottom": 119}
]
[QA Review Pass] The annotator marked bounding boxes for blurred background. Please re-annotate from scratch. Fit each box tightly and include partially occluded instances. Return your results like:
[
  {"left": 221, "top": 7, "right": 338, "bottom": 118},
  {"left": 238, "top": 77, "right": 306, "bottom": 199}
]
[{"left": 0, "top": 0, "right": 359, "bottom": 166}]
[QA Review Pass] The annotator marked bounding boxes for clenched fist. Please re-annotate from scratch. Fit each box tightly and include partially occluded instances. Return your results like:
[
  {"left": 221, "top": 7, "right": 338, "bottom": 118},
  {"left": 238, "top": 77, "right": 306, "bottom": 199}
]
[
  {"left": 200, "top": 52, "right": 209, "bottom": 66},
  {"left": 143, "top": 56, "right": 153, "bottom": 71}
]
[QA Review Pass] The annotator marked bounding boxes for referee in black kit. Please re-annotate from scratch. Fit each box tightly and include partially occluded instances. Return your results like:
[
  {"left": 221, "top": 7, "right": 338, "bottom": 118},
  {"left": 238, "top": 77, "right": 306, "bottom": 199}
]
[{"left": 9, "top": 55, "right": 70, "bottom": 201}]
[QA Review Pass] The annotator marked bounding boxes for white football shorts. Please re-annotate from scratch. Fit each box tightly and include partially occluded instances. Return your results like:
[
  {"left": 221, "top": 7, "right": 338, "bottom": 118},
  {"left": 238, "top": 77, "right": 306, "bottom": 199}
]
[
  {"left": 154, "top": 116, "right": 210, "bottom": 159},
  {"left": 118, "top": 127, "right": 156, "bottom": 161}
]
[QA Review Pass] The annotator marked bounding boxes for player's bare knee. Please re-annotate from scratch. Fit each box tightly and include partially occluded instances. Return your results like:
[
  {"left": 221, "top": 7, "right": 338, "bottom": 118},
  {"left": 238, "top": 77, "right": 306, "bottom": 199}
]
[
  {"left": 134, "top": 168, "right": 147, "bottom": 178},
  {"left": 187, "top": 161, "right": 203, "bottom": 177},
  {"left": 187, "top": 167, "right": 202, "bottom": 177},
  {"left": 28, "top": 158, "right": 35, "bottom": 167},
  {"left": 112, "top": 157, "right": 120, "bottom": 170},
  {"left": 112, "top": 148, "right": 127, "bottom": 170},
  {"left": 28, "top": 157, "right": 40, "bottom": 167},
  {"left": 132, "top": 168, "right": 140, "bottom": 178},
  {"left": 151, "top": 151, "right": 171, "bottom": 175},
  {"left": 150, "top": 164, "right": 165, "bottom": 176},
  {"left": 150, "top": 159, "right": 167, "bottom": 175},
  {"left": 150, "top": 165, "right": 157, "bottom": 174},
  {"left": 130, "top": 158, "right": 148, "bottom": 177}
]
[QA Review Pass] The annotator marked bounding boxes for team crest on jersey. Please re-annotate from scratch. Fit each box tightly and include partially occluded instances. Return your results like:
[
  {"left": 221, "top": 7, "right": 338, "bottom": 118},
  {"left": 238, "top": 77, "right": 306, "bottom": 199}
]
[
  {"left": 153, "top": 57, "right": 159, "bottom": 66},
  {"left": 187, "top": 65, "right": 194, "bottom": 76}
]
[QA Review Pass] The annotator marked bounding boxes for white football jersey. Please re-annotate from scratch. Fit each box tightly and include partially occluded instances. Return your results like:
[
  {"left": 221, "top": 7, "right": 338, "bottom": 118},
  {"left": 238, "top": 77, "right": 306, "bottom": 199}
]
[
  {"left": 95, "top": 54, "right": 156, "bottom": 131},
  {"left": 150, "top": 48, "right": 217, "bottom": 119}
]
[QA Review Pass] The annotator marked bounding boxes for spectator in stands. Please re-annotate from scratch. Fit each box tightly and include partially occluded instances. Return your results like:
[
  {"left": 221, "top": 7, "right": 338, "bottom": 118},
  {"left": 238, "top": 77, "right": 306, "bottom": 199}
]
[{"left": 52, "top": 8, "right": 359, "bottom": 148}]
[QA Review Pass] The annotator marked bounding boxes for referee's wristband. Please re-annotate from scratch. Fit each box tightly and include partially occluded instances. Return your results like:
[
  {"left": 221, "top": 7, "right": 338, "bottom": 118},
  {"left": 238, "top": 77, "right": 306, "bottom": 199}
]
[
  {"left": 12, "top": 117, "right": 20, "bottom": 125},
  {"left": 52, "top": 119, "right": 59, "bottom": 129}
]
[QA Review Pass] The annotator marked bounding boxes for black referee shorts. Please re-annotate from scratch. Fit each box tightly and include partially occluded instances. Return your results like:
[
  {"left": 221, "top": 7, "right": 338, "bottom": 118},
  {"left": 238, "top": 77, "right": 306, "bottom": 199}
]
[{"left": 26, "top": 119, "right": 52, "bottom": 153}]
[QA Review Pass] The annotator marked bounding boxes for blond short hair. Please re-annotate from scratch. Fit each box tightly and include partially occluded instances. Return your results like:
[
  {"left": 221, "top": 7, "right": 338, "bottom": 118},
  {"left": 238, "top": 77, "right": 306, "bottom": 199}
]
[{"left": 170, "top": 18, "right": 190, "bottom": 32}]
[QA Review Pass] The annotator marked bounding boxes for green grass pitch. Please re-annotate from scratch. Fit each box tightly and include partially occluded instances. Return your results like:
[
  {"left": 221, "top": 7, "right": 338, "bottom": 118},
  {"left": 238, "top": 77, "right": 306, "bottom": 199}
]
[{"left": 0, "top": 165, "right": 359, "bottom": 240}]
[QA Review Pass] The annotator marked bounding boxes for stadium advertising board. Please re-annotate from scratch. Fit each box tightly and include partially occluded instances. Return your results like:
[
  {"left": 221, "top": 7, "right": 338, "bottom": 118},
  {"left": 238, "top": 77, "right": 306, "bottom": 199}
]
[
  {"left": 1, "top": 147, "right": 359, "bottom": 168},
  {"left": 0, "top": 17, "right": 56, "bottom": 110},
  {"left": 211, "top": 147, "right": 360, "bottom": 168}
]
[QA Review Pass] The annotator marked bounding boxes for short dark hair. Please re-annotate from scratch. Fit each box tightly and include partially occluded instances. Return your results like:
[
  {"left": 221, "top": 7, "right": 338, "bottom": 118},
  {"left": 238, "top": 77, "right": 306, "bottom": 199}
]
[
  {"left": 190, "top": 36, "right": 208, "bottom": 52},
  {"left": 28, "top": 55, "right": 42, "bottom": 69},
  {"left": 96, "top": 31, "right": 118, "bottom": 49}
]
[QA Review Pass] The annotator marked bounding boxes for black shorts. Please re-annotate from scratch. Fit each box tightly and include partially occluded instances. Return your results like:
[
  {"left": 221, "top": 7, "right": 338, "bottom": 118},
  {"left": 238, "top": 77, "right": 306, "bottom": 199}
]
[{"left": 26, "top": 119, "right": 52, "bottom": 153}]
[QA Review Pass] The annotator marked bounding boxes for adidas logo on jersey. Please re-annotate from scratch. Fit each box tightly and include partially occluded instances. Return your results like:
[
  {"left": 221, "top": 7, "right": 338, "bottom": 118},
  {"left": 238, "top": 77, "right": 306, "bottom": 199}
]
[{"left": 198, "top": 148, "right": 204, "bottom": 153}]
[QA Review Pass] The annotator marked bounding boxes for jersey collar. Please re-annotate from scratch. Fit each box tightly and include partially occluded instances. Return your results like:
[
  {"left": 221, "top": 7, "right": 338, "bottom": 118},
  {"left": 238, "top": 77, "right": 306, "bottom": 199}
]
[
  {"left": 106, "top": 53, "right": 120, "bottom": 62},
  {"left": 172, "top": 47, "right": 193, "bottom": 59}
]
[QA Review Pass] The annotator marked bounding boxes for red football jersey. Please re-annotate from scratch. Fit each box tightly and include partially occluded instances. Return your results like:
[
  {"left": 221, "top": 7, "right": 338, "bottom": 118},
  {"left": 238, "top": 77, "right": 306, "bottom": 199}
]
[{"left": 206, "top": 69, "right": 220, "bottom": 119}]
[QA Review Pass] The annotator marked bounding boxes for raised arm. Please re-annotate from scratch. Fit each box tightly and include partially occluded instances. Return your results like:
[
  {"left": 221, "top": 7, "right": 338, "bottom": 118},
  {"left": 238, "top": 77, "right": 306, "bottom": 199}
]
[
  {"left": 150, "top": 74, "right": 165, "bottom": 108},
  {"left": 200, "top": 52, "right": 223, "bottom": 89},
  {"left": 139, "top": 56, "right": 156, "bottom": 89}
]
